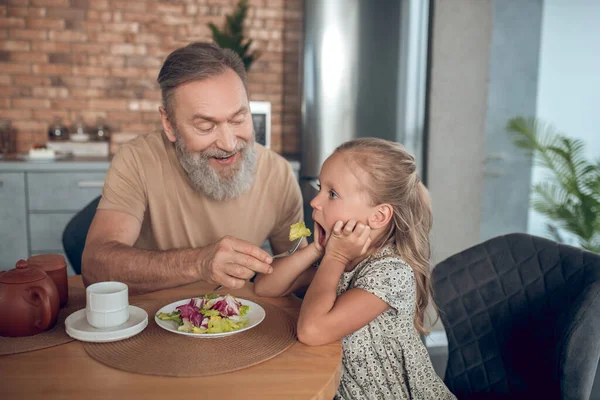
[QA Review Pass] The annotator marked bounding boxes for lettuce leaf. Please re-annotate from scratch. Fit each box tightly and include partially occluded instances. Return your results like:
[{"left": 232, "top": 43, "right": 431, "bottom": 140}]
[
  {"left": 206, "top": 316, "right": 247, "bottom": 333},
  {"left": 200, "top": 309, "right": 221, "bottom": 317},
  {"left": 289, "top": 221, "right": 311, "bottom": 241},
  {"left": 177, "top": 319, "right": 194, "bottom": 332},
  {"left": 157, "top": 311, "right": 182, "bottom": 325},
  {"left": 239, "top": 305, "right": 250, "bottom": 316}
]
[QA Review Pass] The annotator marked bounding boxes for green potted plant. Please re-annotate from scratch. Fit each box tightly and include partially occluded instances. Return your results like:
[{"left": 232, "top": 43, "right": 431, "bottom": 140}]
[
  {"left": 208, "top": 0, "right": 261, "bottom": 71},
  {"left": 507, "top": 116, "right": 600, "bottom": 252}
]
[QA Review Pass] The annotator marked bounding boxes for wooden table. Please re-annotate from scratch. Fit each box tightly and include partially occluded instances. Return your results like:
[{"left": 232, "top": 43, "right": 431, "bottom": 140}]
[{"left": 0, "top": 277, "right": 342, "bottom": 400}]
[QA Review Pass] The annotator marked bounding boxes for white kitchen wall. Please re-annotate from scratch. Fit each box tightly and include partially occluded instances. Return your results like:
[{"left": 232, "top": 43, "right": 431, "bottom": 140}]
[{"left": 529, "top": 0, "right": 600, "bottom": 240}]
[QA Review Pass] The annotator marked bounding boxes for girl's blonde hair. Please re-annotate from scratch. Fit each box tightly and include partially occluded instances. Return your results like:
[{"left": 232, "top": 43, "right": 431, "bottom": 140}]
[{"left": 336, "top": 138, "right": 435, "bottom": 334}]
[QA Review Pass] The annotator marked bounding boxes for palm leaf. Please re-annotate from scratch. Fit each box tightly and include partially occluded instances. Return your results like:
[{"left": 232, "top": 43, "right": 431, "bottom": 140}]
[
  {"left": 507, "top": 117, "right": 567, "bottom": 176},
  {"left": 546, "top": 224, "right": 564, "bottom": 243},
  {"left": 507, "top": 116, "right": 600, "bottom": 253},
  {"left": 582, "top": 233, "right": 600, "bottom": 253}
]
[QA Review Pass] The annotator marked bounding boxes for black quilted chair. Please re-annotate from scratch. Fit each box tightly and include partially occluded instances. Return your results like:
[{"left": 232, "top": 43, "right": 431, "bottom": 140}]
[
  {"left": 432, "top": 233, "right": 600, "bottom": 399},
  {"left": 62, "top": 196, "right": 101, "bottom": 275}
]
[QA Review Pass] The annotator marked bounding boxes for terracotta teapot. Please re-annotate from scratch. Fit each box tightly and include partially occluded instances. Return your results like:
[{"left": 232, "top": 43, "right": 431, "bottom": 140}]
[
  {"left": 0, "top": 260, "right": 60, "bottom": 337},
  {"left": 27, "top": 254, "right": 68, "bottom": 308}
]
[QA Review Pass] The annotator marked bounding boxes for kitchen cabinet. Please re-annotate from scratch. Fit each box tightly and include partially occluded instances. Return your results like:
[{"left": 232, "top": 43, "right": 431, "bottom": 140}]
[
  {"left": 0, "top": 158, "right": 110, "bottom": 274},
  {"left": 0, "top": 172, "right": 28, "bottom": 269}
]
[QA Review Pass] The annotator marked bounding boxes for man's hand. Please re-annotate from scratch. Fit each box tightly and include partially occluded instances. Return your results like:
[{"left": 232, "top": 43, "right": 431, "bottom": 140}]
[
  {"left": 325, "top": 220, "right": 372, "bottom": 265},
  {"left": 200, "top": 236, "right": 273, "bottom": 289}
]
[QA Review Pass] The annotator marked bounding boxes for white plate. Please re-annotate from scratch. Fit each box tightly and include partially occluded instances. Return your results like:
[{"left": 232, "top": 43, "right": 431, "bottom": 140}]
[
  {"left": 155, "top": 297, "right": 265, "bottom": 338},
  {"left": 65, "top": 305, "right": 148, "bottom": 343},
  {"left": 17, "top": 151, "right": 71, "bottom": 162}
]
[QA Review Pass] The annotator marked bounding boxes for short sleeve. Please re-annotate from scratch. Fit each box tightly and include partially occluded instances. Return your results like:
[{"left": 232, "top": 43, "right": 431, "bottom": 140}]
[
  {"left": 97, "top": 145, "right": 147, "bottom": 223},
  {"left": 268, "top": 162, "right": 303, "bottom": 254},
  {"left": 353, "top": 257, "right": 416, "bottom": 313}
]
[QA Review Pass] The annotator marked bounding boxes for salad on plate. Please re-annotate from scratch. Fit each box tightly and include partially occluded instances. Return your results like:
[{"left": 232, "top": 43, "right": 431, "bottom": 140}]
[{"left": 156, "top": 293, "right": 250, "bottom": 334}]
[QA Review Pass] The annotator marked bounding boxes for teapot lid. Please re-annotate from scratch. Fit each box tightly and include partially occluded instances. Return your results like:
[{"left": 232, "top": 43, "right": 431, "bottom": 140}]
[
  {"left": 0, "top": 260, "right": 47, "bottom": 284},
  {"left": 27, "top": 254, "right": 67, "bottom": 271}
]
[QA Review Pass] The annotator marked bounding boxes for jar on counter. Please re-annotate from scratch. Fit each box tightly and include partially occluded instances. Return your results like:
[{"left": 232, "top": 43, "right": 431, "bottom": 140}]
[
  {"left": 91, "top": 117, "right": 111, "bottom": 142},
  {"left": 70, "top": 116, "right": 90, "bottom": 143},
  {"left": 48, "top": 117, "right": 69, "bottom": 141}
]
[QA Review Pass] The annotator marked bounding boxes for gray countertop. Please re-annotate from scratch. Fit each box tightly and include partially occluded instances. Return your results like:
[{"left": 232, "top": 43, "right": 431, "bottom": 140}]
[
  {"left": 0, "top": 155, "right": 112, "bottom": 172},
  {"left": 0, "top": 155, "right": 300, "bottom": 173}
]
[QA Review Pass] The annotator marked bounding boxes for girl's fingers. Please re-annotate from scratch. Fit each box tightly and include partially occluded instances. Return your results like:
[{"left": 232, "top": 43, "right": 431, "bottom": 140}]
[
  {"left": 333, "top": 220, "right": 344, "bottom": 235},
  {"left": 358, "top": 224, "right": 371, "bottom": 242},
  {"left": 344, "top": 219, "right": 357, "bottom": 233},
  {"left": 359, "top": 225, "right": 371, "bottom": 253},
  {"left": 355, "top": 222, "right": 367, "bottom": 234}
]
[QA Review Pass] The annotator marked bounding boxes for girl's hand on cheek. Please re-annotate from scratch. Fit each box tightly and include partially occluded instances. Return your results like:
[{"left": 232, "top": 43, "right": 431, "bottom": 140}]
[{"left": 325, "top": 220, "right": 372, "bottom": 265}]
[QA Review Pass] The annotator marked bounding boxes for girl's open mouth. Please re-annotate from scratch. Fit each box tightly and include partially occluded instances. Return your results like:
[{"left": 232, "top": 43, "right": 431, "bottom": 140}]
[{"left": 315, "top": 222, "right": 327, "bottom": 248}]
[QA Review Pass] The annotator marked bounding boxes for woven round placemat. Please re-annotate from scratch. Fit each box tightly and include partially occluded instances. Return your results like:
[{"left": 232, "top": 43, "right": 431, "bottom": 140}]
[
  {"left": 84, "top": 299, "right": 297, "bottom": 377},
  {"left": 0, "top": 287, "right": 86, "bottom": 356}
]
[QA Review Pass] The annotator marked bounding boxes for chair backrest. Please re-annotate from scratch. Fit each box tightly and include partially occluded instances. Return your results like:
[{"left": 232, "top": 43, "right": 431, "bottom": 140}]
[
  {"left": 62, "top": 196, "right": 101, "bottom": 275},
  {"left": 432, "top": 233, "right": 600, "bottom": 399}
]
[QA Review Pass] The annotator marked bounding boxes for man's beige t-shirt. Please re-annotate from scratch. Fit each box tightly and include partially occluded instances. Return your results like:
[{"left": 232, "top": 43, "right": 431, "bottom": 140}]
[{"left": 98, "top": 131, "right": 303, "bottom": 255}]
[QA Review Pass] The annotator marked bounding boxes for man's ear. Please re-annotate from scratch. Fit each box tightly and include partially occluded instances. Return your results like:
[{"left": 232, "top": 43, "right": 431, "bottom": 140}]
[
  {"left": 159, "top": 106, "right": 177, "bottom": 143},
  {"left": 369, "top": 204, "right": 393, "bottom": 229}
]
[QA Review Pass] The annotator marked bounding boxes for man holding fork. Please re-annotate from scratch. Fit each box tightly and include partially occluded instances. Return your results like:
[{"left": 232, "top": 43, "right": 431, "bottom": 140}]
[{"left": 82, "top": 42, "right": 305, "bottom": 294}]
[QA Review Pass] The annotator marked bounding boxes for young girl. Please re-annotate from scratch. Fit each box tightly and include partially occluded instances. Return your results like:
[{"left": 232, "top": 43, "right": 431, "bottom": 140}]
[{"left": 254, "top": 138, "right": 455, "bottom": 400}]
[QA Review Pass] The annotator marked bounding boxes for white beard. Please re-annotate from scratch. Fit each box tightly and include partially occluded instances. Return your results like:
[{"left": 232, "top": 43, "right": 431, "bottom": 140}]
[{"left": 174, "top": 131, "right": 257, "bottom": 201}]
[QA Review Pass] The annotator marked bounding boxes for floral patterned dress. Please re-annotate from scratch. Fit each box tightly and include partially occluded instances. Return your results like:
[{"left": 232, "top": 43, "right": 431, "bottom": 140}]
[{"left": 335, "top": 246, "right": 456, "bottom": 400}]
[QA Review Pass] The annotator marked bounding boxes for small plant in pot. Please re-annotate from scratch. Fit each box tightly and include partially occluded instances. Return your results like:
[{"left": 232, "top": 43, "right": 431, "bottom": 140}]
[{"left": 208, "top": 0, "right": 261, "bottom": 71}]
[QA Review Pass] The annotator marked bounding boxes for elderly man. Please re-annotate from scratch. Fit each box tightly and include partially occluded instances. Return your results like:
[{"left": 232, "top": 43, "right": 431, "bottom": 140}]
[{"left": 82, "top": 42, "right": 304, "bottom": 294}]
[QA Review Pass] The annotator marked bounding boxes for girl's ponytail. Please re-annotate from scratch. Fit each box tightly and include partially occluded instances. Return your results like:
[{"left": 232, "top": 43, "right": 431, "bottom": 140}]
[{"left": 336, "top": 138, "right": 435, "bottom": 334}]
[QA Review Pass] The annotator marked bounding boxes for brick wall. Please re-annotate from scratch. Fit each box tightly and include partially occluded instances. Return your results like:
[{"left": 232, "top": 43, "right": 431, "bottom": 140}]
[{"left": 0, "top": 0, "right": 303, "bottom": 156}]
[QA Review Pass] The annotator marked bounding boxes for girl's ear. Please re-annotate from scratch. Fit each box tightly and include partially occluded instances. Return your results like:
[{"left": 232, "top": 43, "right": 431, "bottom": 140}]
[
  {"left": 369, "top": 204, "right": 393, "bottom": 229},
  {"left": 160, "top": 106, "right": 177, "bottom": 143}
]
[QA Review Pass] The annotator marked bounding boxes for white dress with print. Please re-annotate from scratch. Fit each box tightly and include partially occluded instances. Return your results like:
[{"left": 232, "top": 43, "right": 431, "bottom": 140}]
[{"left": 335, "top": 246, "right": 456, "bottom": 400}]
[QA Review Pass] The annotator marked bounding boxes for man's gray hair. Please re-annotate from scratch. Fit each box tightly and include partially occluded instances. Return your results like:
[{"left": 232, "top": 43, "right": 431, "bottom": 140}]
[{"left": 157, "top": 42, "right": 248, "bottom": 121}]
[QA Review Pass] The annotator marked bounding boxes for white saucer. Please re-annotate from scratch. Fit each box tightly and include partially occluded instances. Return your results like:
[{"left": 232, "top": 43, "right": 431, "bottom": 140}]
[{"left": 65, "top": 305, "right": 148, "bottom": 343}]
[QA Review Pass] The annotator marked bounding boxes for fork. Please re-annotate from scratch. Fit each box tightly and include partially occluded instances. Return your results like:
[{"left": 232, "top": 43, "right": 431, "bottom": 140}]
[{"left": 213, "top": 237, "right": 304, "bottom": 291}]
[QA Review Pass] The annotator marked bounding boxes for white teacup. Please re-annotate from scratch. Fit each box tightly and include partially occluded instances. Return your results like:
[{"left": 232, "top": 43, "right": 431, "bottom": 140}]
[{"left": 85, "top": 282, "right": 129, "bottom": 329}]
